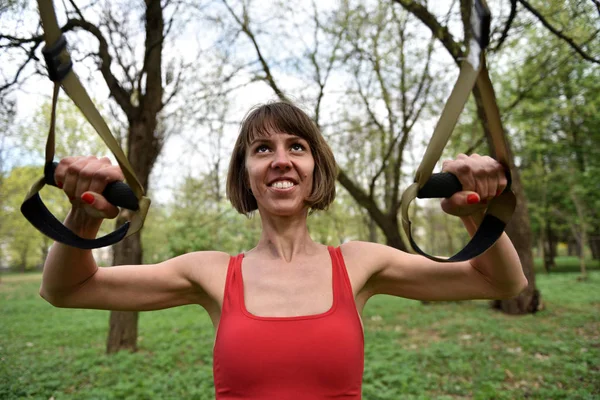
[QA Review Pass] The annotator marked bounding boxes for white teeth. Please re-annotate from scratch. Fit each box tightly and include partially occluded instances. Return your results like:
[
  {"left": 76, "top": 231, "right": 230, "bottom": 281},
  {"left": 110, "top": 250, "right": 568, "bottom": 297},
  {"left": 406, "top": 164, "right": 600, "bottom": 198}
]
[{"left": 271, "top": 181, "right": 294, "bottom": 189}]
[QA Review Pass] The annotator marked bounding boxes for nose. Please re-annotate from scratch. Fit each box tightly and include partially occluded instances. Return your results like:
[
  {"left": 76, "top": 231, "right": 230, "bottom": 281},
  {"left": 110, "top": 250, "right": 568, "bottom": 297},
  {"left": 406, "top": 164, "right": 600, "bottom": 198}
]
[{"left": 271, "top": 148, "right": 292, "bottom": 170}]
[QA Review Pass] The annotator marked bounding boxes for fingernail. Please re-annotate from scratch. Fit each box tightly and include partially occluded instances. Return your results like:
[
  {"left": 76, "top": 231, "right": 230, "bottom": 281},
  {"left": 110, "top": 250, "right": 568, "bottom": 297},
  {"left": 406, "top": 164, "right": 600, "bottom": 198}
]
[
  {"left": 467, "top": 194, "right": 480, "bottom": 204},
  {"left": 57, "top": 181, "right": 63, "bottom": 189},
  {"left": 81, "top": 193, "right": 94, "bottom": 205},
  {"left": 496, "top": 190, "right": 502, "bottom": 197}
]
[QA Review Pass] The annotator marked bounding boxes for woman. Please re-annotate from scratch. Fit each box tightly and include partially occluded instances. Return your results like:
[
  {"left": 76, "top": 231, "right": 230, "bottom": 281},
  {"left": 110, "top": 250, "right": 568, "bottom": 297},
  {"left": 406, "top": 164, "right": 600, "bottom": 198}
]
[{"left": 40, "top": 101, "right": 527, "bottom": 399}]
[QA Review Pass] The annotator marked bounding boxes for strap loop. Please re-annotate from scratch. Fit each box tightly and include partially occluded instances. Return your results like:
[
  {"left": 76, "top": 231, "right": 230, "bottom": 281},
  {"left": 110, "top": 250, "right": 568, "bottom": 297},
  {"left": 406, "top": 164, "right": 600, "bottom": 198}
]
[
  {"left": 42, "top": 34, "right": 72, "bottom": 82},
  {"left": 20, "top": 0, "right": 151, "bottom": 249},
  {"left": 400, "top": 0, "right": 516, "bottom": 262}
]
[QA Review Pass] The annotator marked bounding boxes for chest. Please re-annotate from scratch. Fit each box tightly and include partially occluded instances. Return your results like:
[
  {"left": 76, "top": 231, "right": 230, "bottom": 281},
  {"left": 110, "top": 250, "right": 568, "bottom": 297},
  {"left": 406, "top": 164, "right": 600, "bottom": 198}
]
[{"left": 241, "top": 258, "right": 334, "bottom": 318}]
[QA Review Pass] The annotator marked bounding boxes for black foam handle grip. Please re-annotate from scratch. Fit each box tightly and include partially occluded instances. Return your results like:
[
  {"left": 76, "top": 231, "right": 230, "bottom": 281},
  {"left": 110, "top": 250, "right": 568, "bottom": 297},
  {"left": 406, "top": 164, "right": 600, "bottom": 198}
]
[
  {"left": 44, "top": 161, "right": 139, "bottom": 211},
  {"left": 417, "top": 172, "right": 462, "bottom": 199},
  {"left": 473, "top": 0, "right": 491, "bottom": 49}
]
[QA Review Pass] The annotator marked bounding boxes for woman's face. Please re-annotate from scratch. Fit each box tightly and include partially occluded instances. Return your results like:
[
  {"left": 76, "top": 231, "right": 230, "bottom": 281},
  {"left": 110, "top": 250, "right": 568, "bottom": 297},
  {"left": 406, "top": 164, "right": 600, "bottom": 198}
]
[{"left": 245, "top": 131, "right": 314, "bottom": 217}]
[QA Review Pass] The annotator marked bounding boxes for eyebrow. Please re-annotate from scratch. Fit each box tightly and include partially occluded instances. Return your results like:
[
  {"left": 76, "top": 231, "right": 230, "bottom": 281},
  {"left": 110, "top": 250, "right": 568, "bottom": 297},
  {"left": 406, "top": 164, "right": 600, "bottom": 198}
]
[{"left": 249, "top": 136, "right": 306, "bottom": 146}]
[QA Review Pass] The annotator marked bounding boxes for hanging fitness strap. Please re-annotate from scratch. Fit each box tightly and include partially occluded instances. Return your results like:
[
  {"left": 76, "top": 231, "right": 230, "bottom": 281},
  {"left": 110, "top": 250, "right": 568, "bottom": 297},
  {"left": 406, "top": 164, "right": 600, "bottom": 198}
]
[
  {"left": 20, "top": 0, "right": 151, "bottom": 249},
  {"left": 400, "top": 0, "right": 517, "bottom": 262}
]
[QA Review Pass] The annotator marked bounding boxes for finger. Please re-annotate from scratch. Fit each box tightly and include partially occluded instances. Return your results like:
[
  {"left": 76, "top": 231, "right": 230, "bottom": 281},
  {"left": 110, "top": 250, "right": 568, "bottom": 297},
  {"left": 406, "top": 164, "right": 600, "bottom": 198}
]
[
  {"left": 473, "top": 166, "right": 489, "bottom": 201},
  {"left": 74, "top": 162, "right": 97, "bottom": 199},
  {"left": 440, "top": 190, "right": 487, "bottom": 217},
  {"left": 75, "top": 158, "right": 115, "bottom": 198},
  {"left": 88, "top": 164, "right": 125, "bottom": 195},
  {"left": 80, "top": 191, "right": 119, "bottom": 219},
  {"left": 443, "top": 159, "right": 476, "bottom": 192},
  {"left": 62, "top": 158, "right": 90, "bottom": 200},
  {"left": 484, "top": 156, "right": 503, "bottom": 199},
  {"left": 53, "top": 156, "right": 78, "bottom": 186},
  {"left": 496, "top": 166, "right": 508, "bottom": 196}
]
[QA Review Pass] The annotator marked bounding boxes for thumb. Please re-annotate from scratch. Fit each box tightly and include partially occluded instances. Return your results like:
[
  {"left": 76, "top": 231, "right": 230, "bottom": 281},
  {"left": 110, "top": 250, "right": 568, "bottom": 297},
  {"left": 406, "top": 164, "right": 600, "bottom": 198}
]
[
  {"left": 80, "top": 192, "right": 119, "bottom": 219},
  {"left": 441, "top": 191, "right": 485, "bottom": 216}
]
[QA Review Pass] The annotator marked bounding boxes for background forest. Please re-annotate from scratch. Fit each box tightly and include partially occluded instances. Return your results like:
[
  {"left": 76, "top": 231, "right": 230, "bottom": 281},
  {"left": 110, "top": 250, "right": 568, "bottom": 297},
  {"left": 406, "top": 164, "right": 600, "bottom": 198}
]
[{"left": 1, "top": 0, "right": 599, "bottom": 398}]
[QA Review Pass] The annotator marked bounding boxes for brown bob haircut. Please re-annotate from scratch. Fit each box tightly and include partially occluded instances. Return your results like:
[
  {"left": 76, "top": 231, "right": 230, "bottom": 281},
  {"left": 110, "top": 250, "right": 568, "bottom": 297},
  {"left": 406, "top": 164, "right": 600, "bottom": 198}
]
[{"left": 226, "top": 101, "right": 338, "bottom": 215}]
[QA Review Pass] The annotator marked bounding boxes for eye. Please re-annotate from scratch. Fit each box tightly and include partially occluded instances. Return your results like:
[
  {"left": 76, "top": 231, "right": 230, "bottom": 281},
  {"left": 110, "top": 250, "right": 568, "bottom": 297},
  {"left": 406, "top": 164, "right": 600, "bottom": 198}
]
[
  {"left": 255, "top": 144, "right": 270, "bottom": 153},
  {"left": 291, "top": 142, "right": 305, "bottom": 152}
]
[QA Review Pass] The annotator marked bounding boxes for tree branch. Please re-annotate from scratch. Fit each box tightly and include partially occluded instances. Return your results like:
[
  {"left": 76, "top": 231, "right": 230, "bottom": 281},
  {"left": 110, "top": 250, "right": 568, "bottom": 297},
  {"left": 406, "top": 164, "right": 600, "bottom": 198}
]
[
  {"left": 492, "top": 0, "right": 517, "bottom": 52},
  {"left": 62, "top": 19, "right": 134, "bottom": 116},
  {"left": 337, "top": 168, "right": 390, "bottom": 232},
  {"left": 221, "top": 0, "right": 291, "bottom": 103},
  {"left": 391, "top": 0, "right": 463, "bottom": 63},
  {"left": 593, "top": 0, "right": 600, "bottom": 16},
  {"left": 518, "top": 0, "right": 600, "bottom": 64}
]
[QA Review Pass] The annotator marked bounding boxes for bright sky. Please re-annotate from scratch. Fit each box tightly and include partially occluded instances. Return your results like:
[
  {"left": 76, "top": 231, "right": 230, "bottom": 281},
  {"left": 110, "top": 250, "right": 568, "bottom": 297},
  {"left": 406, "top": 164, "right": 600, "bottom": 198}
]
[{"left": 1, "top": 0, "right": 493, "bottom": 204}]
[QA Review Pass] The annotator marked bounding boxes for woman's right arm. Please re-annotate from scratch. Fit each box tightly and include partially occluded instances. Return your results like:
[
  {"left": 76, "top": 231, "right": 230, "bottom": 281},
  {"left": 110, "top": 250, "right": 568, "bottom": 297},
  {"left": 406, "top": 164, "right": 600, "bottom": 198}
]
[{"left": 39, "top": 156, "right": 229, "bottom": 312}]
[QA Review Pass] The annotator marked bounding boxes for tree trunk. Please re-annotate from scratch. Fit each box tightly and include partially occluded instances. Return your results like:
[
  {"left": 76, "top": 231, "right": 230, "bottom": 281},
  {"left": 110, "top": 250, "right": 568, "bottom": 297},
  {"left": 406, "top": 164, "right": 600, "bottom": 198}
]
[
  {"left": 106, "top": 116, "right": 161, "bottom": 353},
  {"left": 471, "top": 85, "right": 540, "bottom": 315},
  {"left": 105, "top": 0, "right": 164, "bottom": 353},
  {"left": 542, "top": 223, "right": 556, "bottom": 272},
  {"left": 377, "top": 215, "right": 405, "bottom": 251},
  {"left": 368, "top": 217, "right": 378, "bottom": 243},
  {"left": 107, "top": 307, "right": 139, "bottom": 353},
  {"left": 588, "top": 229, "right": 600, "bottom": 260},
  {"left": 568, "top": 238, "right": 577, "bottom": 256},
  {"left": 491, "top": 173, "right": 540, "bottom": 313},
  {"left": 106, "top": 225, "right": 143, "bottom": 353}
]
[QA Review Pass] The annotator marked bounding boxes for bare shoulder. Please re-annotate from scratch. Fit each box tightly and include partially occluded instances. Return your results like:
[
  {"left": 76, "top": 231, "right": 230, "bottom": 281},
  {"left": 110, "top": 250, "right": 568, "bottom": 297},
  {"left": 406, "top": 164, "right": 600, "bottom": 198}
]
[
  {"left": 339, "top": 240, "right": 410, "bottom": 274},
  {"left": 174, "top": 250, "right": 231, "bottom": 297},
  {"left": 338, "top": 241, "right": 412, "bottom": 298}
]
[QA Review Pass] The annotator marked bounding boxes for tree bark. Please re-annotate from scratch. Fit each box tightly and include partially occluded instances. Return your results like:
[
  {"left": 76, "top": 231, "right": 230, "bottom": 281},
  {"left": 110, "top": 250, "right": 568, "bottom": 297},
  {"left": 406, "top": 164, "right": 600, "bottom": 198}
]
[
  {"left": 106, "top": 0, "right": 164, "bottom": 353},
  {"left": 588, "top": 229, "right": 600, "bottom": 260},
  {"left": 542, "top": 223, "right": 556, "bottom": 272},
  {"left": 490, "top": 170, "right": 540, "bottom": 313},
  {"left": 106, "top": 215, "right": 144, "bottom": 352},
  {"left": 106, "top": 212, "right": 145, "bottom": 352},
  {"left": 471, "top": 84, "right": 540, "bottom": 314},
  {"left": 393, "top": 0, "right": 540, "bottom": 313}
]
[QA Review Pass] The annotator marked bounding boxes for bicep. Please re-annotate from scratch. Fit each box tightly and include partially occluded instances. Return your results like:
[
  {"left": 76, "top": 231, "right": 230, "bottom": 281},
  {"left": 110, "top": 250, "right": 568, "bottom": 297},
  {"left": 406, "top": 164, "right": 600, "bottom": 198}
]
[
  {"left": 47, "top": 251, "right": 228, "bottom": 311},
  {"left": 361, "top": 244, "right": 503, "bottom": 301}
]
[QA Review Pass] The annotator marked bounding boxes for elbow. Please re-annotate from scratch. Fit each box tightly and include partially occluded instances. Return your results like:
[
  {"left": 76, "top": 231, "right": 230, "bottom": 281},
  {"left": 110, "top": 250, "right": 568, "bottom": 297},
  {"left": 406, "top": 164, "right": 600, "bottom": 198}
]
[
  {"left": 496, "top": 276, "right": 529, "bottom": 300},
  {"left": 39, "top": 286, "right": 57, "bottom": 306},
  {"left": 39, "top": 286, "right": 68, "bottom": 308}
]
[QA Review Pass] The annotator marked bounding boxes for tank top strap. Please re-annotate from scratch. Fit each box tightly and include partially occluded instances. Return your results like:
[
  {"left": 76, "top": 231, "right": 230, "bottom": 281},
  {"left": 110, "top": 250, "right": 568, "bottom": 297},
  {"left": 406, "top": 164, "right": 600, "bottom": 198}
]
[
  {"left": 328, "top": 246, "right": 355, "bottom": 304},
  {"left": 221, "top": 253, "right": 244, "bottom": 314}
]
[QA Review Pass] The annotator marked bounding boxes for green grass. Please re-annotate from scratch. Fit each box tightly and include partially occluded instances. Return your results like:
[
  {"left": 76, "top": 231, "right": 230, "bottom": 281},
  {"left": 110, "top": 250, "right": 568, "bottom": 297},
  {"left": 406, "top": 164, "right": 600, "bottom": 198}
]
[{"left": 1, "top": 270, "right": 599, "bottom": 399}]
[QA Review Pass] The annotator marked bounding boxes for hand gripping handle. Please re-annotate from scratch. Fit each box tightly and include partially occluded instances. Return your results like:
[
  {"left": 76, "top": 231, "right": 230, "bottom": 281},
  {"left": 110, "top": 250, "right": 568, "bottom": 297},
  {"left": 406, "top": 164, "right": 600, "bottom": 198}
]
[
  {"left": 20, "top": 162, "right": 141, "bottom": 249},
  {"left": 417, "top": 172, "right": 462, "bottom": 199},
  {"left": 417, "top": 171, "right": 512, "bottom": 199},
  {"left": 44, "top": 162, "right": 139, "bottom": 210}
]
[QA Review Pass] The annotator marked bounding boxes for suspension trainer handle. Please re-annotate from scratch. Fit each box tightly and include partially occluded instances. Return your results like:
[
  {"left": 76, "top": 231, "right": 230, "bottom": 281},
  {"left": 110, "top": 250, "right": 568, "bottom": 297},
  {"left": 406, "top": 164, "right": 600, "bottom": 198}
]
[
  {"left": 21, "top": 0, "right": 151, "bottom": 249},
  {"left": 44, "top": 162, "right": 140, "bottom": 211},
  {"left": 400, "top": 0, "right": 517, "bottom": 262}
]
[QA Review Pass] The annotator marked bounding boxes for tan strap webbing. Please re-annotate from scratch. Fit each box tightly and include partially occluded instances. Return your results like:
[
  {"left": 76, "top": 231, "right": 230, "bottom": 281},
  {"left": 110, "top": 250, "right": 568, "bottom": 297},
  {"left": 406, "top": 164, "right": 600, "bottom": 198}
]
[{"left": 22, "top": 0, "right": 150, "bottom": 245}]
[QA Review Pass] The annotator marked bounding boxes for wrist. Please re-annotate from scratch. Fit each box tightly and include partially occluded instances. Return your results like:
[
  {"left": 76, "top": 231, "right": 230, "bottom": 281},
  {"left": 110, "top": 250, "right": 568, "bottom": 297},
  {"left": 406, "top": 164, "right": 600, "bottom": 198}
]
[
  {"left": 65, "top": 208, "right": 104, "bottom": 238},
  {"left": 460, "top": 211, "right": 485, "bottom": 236}
]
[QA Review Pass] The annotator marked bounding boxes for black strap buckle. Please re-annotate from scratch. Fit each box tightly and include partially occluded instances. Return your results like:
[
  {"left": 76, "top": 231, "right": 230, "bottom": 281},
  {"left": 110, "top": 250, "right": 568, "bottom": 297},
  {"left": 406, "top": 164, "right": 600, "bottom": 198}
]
[{"left": 42, "top": 34, "right": 73, "bottom": 82}]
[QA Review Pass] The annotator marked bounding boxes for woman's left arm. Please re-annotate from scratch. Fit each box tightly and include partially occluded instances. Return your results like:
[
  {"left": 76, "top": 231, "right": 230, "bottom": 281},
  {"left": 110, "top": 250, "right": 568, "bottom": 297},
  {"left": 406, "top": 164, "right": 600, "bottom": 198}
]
[
  {"left": 459, "top": 212, "right": 527, "bottom": 297},
  {"left": 349, "top": 154, "right": 528, "bottom": 302}
]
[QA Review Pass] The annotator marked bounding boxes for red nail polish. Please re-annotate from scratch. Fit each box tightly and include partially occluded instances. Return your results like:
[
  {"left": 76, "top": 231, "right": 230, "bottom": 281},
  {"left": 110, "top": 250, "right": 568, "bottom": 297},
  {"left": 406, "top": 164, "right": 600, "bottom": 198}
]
[
  {"left": 57, "top": 181, "right": 63, "bottom": 189},
  {"left": 496, "top": 190, "right": 502, "bottom": 197},
  {"left": 467, "top": 194, "right": 480, "bottom": 204},
  {"left": 81, "top": 193, "right": 94, "bottom": 205}
]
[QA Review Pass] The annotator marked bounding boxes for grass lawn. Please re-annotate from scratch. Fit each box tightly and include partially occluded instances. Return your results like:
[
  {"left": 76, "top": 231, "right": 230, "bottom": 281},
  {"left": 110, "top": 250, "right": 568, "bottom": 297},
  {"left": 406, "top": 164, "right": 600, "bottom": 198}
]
[{"left": 0, "top": 265, "right": 598, "bottom": 399}]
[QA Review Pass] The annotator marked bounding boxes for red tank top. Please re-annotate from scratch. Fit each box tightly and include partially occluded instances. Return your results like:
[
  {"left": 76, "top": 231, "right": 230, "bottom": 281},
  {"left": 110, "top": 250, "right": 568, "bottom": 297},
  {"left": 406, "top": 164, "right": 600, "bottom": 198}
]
[{"left": 213, "top": 246, "right": 364, "bottom": 400}]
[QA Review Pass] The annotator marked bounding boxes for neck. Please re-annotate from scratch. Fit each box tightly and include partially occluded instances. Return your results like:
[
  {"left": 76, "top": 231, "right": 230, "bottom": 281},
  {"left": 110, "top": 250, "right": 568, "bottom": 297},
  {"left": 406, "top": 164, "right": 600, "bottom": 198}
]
[{"left": 252, "top": 208, "right": 319, "bottom": 262}]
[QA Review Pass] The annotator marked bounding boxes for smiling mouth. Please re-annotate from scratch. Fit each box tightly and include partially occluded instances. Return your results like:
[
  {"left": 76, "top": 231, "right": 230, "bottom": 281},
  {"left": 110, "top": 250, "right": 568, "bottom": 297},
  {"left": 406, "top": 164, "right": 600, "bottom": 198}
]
[{"left": 269, "top": 180, "right": 296, "bottom": 189}]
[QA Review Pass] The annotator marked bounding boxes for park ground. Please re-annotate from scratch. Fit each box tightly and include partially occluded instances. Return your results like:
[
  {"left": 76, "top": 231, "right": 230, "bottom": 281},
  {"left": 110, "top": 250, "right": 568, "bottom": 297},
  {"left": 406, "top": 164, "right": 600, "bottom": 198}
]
[{"left": 1, "top": 257, "right": 599, "bottom": 399}]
